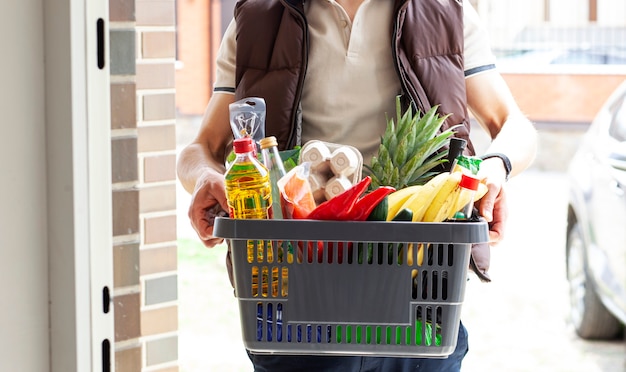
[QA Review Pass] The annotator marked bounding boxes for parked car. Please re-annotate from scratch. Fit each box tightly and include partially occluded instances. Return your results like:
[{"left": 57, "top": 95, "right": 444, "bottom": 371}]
[{"left": 566, "top": 80, "right": 626, "bottom": 340}]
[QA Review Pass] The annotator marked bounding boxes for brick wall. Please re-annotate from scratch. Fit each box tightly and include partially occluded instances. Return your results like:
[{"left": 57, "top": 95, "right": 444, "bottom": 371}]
[
  {"left": 501, "top": 72, "right": 626, "bottom": 123},
  {"left": 110, "top": 0, "right": 179, "bottom": 371}
]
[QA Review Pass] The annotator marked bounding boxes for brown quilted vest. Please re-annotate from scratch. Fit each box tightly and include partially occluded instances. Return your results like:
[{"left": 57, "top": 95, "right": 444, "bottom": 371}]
[
  {"left": 233, "top": 0, "right": 474, "bottom": 155},
  {"left": 228, "top": 0, "right": 491, "bottom": 282}
]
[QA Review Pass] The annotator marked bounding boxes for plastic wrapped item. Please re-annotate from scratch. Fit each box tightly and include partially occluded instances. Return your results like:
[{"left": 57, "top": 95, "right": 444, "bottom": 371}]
[
  {"left": 454, "top": 155, "right": 482, "bottom": 175},
  {"left": 229, "top": 97, "right": 266, "bottom": 143},
  {"left": 276, "top": 163, "right": 317, "bottom": 219}
]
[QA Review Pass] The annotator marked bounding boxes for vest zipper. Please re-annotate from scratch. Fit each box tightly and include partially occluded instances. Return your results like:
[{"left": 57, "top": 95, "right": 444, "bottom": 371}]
[
  {"left": 282, "top": 0, "right": 309, "bottom": 149},
  {"left": 392, "top": 0, "right": 472, "bottom": 146},
  {"left": 392, "top": 1, "right": 427, "bottom": 115}
]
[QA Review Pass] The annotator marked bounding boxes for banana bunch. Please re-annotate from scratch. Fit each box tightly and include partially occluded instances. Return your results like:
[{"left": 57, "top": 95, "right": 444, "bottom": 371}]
[
  {"left": 386, "top": 171, "right": 488, "bottom": 222},
  {"left": 386, "top": 170, "right": 488, "bottom": 266}
]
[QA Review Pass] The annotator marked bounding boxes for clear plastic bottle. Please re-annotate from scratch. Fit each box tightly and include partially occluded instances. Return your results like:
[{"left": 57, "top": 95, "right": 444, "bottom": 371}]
[
  {"left": 259, "top": 136, "right": 286, "bottom": 219},
  {"left": 225, "top": 137, "right": 273, "bottom": 220}
]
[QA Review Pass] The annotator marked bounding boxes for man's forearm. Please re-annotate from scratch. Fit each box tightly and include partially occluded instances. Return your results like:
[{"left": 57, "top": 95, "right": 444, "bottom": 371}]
[
  {"left": 176, "top": 142, "right": 226, "bottom": 195},
  {"left": 483, "top": 113, "right": 537, "bottom": 178}
]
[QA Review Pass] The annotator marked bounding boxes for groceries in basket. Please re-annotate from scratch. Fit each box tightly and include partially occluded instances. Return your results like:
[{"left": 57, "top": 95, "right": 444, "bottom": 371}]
[
  {"left": 214, "top": 95, "right": 492, "bottom": 360},
  {"left": 306, "top": 176, "right": 395, "bottom": 221},
  {"left": 213, "top": 217, "right": 489, "bottom": 357},
  {"left": 270, "top": 151, "right": 488, "bottom": 224},
  {"left": 384, "top": 170, "right": 487, "bottom": 222},
  {"left": 224, "top": 95, "right": 490, "bottom": 224}
]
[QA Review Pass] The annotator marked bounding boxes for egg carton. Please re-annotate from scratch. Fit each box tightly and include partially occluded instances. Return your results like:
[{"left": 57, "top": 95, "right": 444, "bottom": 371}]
[{"left": 299, "top": 140, "right": 363, "bottom": 204}]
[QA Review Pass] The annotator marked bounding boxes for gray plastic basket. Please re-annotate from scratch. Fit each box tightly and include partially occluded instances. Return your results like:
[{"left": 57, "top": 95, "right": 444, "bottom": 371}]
[{"left": 214, "top": 218, "right": 489, "bottom": 358}]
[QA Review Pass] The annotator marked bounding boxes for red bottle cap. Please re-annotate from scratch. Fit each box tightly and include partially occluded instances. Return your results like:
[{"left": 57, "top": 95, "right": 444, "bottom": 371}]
[
  {"left": 233, "top": 137, "right": 255, "bottom": 154},
  {"left": 460, "top": 174, "right": 480, "bottom": 191}
]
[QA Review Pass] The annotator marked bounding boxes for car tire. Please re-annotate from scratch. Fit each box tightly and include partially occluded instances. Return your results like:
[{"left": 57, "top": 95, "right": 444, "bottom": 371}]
[{"left": 566, "top": 221, "right": 623, "bottom": 340}]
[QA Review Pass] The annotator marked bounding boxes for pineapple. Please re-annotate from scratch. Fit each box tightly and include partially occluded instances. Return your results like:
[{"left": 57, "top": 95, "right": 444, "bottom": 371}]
[{"left": 364, "top": 96, "right": 458, "bottom": 189}]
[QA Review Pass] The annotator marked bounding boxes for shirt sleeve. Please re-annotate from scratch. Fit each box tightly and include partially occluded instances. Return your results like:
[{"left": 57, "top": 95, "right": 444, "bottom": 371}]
[
  {"left": 213, "top": 18, "right": 237, "bottom": 94},
  {"left": 463, "top": 0, "right": 497, "bottom": 77}
]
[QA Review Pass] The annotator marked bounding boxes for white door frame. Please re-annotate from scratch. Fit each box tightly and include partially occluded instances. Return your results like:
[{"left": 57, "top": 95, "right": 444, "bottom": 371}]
[{"left": 44, "top": 0, "right": 114, "bottom": 370}]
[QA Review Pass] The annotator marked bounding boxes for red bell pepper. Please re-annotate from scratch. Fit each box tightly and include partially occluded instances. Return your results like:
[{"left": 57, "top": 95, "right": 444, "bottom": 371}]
[
  {"left": 306, "top": 176, "right": 372, "bottom": 221},
  {"left": 348, "top": 186, "right": 396, "bottom": 221}
]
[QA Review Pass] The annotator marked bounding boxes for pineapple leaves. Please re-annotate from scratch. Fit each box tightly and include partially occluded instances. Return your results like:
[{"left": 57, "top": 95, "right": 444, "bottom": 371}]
[
  {"left": 382, "top": 115, "right": 398, "bottom": 160},
  {"left": 390, "top": 167, "right": 400, "bottom": 189},
  {"left": 406, "top": 152, "right": 449, "bottom": 184},
  {"left": 365, "top": 95, "right": 461, "bottom": 189},
  {"left": 395, "top": 135, "right": 409, "bottom": 168}
]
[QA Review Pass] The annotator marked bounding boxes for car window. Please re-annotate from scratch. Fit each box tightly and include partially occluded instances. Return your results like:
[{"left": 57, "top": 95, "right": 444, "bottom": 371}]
[{"left": 608, "top": 94, "right": 626, "bottom": 142}]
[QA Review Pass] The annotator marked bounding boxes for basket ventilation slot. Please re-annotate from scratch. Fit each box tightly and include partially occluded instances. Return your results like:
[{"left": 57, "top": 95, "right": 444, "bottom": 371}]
[{"left": 255, "top": 302, "right": 443, "bottom": 346}]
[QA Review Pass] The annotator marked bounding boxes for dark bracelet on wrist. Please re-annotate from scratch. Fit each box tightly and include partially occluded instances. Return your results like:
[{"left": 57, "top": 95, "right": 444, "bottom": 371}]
[{"left": 480, "top": 153, "right": 512, "bottom": 181}]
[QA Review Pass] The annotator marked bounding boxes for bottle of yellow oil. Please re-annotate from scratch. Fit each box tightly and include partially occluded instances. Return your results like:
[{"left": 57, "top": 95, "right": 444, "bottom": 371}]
[
  {"left": 225, "top": 137, "right": 274, "bottom": 295},
  {"left": 225, "top": 137, "right": 273, "bottom": 220}
]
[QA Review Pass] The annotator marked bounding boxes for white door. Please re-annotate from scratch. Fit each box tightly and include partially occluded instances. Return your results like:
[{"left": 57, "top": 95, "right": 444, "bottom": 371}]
[{"left": 45, "top": 0, "right": 115, "bottom": 370}]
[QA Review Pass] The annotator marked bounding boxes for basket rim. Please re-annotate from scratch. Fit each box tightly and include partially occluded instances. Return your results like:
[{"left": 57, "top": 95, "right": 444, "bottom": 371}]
[{"left": 214, "top": 218, "right": 489, "bottom": 244}]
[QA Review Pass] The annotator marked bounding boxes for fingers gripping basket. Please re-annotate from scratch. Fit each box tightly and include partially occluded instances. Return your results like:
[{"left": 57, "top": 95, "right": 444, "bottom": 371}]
[{"left": 214, "top": 218, "right": 489, "bottom": 358}]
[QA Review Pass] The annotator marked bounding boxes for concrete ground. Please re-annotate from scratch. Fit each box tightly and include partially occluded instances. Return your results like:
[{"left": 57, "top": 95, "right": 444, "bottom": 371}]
[{"left": 175, "top": 117, "right": 626, "bottom": 371}]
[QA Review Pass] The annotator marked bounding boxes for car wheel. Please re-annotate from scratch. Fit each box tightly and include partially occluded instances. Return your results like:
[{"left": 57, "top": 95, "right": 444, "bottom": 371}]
[{"left": 566, "top": 221, "right": 623, "bottom": 340}]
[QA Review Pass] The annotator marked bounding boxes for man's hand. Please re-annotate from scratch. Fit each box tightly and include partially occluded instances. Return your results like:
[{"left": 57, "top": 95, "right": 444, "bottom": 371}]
[
  {"left": 188, "top": 169, "right": 229, "bottom": 248},
  {"left": 478, "top": 182, "right": 507, "bottom": 244},
  {"left": 477, "top": 157, "right": 509, "bottom": 244},
  {"left": 176, "top": 93, "right": 235, "bottom": 247}
]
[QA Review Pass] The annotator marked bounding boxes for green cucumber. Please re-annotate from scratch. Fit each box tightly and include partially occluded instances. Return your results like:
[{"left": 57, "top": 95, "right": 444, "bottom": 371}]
[
  {"left": 366, "top": 195, "right": 389, "bottom": 221},
  {"left": 391, "top": 208, "right": 413, "bottom": 221}
]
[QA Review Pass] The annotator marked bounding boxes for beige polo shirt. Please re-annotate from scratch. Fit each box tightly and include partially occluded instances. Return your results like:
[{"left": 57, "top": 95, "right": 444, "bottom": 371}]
[{"left": 214, "top": 0, "right": 496, "bottom": 163}]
